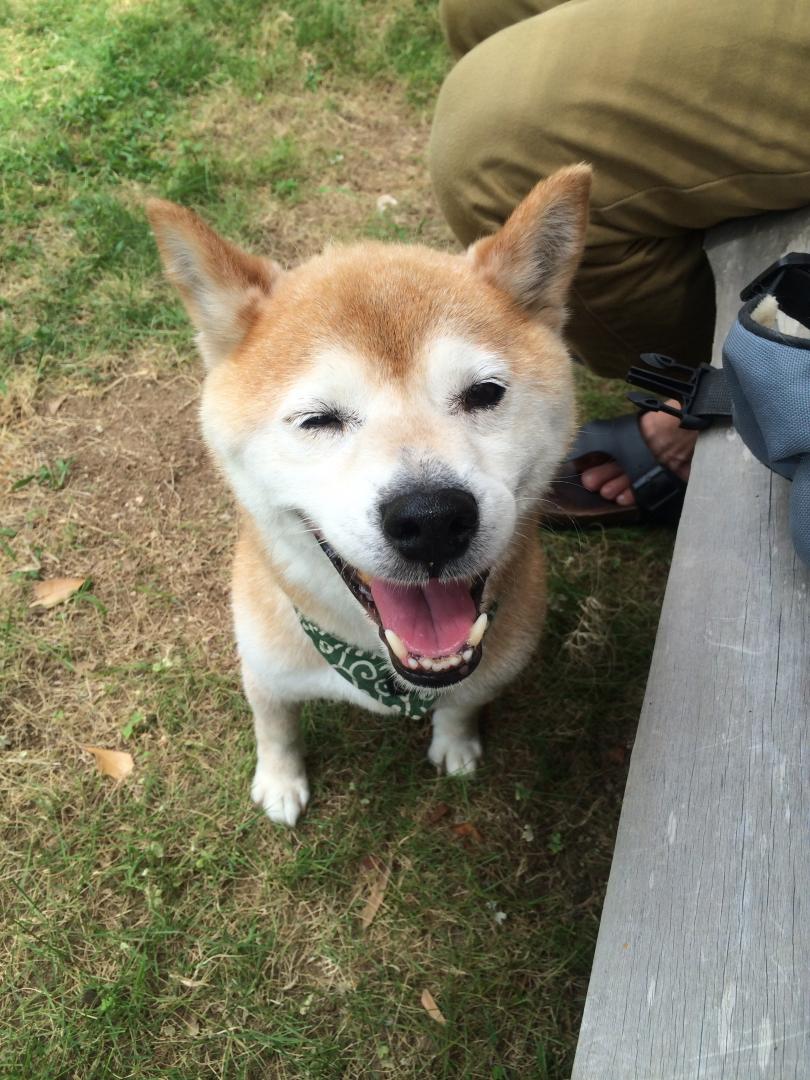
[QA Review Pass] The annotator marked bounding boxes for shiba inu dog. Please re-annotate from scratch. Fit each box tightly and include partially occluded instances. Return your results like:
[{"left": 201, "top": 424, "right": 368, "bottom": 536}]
[{"left": 148, "top": 164, "right": 590, "bottom": 826}]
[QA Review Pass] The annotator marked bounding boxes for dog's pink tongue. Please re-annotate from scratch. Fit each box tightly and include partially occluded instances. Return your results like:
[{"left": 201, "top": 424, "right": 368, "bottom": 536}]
[{"left": 370, "top": 578, "right": 475, "bottom": 656}]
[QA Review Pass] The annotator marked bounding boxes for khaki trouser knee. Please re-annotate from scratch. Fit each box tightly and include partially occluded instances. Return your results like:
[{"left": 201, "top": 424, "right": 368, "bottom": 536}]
[
  {"left": 431, "top": 0, "right": 810, "bottom": 378},
  {"left": 438, "top": 0, "right": 562, "bottom": 60}
]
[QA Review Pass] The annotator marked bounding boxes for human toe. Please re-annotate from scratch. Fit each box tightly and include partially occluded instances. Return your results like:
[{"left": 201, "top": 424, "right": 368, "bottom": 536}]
[{"left": 580, "top": 460, "right": 624, "bottom": 491}]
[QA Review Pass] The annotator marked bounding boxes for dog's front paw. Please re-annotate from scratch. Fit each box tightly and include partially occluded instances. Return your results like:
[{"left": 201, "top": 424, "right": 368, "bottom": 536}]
[
  {"left": 427, "top": 730, "right": 483, "bottom": 776},
  {"left": 252, "top": 761, "right": 310, "bottom": 827}
]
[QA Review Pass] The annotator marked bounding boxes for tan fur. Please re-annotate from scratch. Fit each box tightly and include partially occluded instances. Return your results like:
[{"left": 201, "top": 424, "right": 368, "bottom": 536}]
[
  {"left": 148, "top": 165, "right": 592, "bottom": 825},
  {"left": 174, "top": 242, "right": 576, "bottom": 439},
  {"left": 231, "top": 514, "right": 349, "bottom": 665},
  {"left": 147, "top": 199, "right": 281, "bottom": 368},
  {"left": 470, "top": 164, "right": 591, "bottom": 328}
]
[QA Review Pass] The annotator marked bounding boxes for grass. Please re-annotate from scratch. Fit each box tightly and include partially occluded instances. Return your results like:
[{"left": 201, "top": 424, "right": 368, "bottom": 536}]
[
  {"left": 1, "top": 0, "right": 447, "bottom": 393},
  {"left": 1, "top": 1, "right": 674, "bottom": 1076},
  {"left": 11, "top": 456, "right": 72, "bottom": 491}
]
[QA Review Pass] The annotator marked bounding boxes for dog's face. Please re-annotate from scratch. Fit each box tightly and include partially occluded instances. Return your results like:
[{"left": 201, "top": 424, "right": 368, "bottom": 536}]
[{"left": 149, "top": 165, "right": 590, "bottom": 689}]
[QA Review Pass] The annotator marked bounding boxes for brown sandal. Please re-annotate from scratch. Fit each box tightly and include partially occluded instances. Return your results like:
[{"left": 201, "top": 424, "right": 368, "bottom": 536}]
[{"left": 543, "top": 414, "right": 686, "bottom": 529}]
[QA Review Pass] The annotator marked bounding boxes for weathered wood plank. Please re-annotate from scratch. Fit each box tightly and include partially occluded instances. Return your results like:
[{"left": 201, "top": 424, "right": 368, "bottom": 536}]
[{"left": 572, "top": 208, "right": 810, "bottom": 1080}]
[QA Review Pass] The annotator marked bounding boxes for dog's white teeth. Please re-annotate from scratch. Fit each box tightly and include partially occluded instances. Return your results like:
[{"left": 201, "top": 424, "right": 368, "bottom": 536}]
[
  {"left": 395, "top": 644, "right": 476, "bottom": 677},
  {"left": 384, "top": 628, "right": 409, "bottom": 664},
  {"left": 409, "top": 652, "right": 465, "bottom": 674},
  {"left": 467, "top": 612, "right": 489, "bottom": 648}
]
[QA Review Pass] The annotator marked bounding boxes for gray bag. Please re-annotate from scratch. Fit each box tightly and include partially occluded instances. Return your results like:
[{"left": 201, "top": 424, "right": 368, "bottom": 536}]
[
  {"left": 626, "top": 254, "right": 810, "bottom": 564},
  {"left": 722, "top": 255, "right": 810, "bottom": 566}
]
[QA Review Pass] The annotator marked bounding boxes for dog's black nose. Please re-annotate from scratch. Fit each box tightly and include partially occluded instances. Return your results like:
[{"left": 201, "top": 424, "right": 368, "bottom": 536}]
[{"left": 381, "top": 488, "right": 479, "bottom": 571}]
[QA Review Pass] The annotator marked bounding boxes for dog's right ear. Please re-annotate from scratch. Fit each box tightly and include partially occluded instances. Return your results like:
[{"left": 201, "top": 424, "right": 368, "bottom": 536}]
[{"left": 147, "top": 199, "right": 282, "bottom": 368}]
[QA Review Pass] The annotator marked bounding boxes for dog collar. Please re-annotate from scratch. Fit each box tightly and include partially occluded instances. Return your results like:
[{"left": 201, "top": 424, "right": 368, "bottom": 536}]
[{"left": 296, "top": 612, "right": 439, "bottom": 719}]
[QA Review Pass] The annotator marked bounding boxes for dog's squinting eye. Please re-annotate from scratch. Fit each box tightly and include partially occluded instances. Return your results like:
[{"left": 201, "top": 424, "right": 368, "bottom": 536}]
[
  {"left": 298, "top": 412, "right": 345, "bottom": 432},
  {"left": 461, "top": 380, "right": 507, "bottom": 412}
]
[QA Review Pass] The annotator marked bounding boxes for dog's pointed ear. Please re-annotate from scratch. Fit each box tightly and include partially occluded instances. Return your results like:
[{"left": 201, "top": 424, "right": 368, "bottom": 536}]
[
  {"left": 468, "top": 164, "right": 591, "bottom": 328},
  {"left": 147, "top": 199, "right": 282, "bottom": 367}
]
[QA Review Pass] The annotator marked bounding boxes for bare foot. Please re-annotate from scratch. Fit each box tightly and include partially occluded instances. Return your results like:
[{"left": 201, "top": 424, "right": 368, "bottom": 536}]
[{"left": 580, "top": 402, "right": 698, "bottom": 507}]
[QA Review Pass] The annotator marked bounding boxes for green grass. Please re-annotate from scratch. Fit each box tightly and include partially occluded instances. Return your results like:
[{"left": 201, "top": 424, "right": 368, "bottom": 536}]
[
  {"left": 1, "top": 1, "right": 675, "bottom": 1076},
  {"left": 1, "top": 522, "right": 672, "bottom": 1079},
  {"left": 11, "top": 456, "right": 72, "bottom": 492},
  {"left": 0, "top": 0, "right": 448, "bottom": 390}
]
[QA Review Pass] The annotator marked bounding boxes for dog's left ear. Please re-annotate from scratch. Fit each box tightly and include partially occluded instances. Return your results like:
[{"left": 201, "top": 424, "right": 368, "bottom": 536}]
[
  {"left": 147, "top": 199, "right": 282, "bottom": 368},
  {"left": 468, "top": 164, "right": 591, "bottom": 329}
]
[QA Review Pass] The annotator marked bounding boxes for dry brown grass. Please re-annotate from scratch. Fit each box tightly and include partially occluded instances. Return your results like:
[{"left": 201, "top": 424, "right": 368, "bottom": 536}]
[
  {"left": 2, "top": 375, "right": 231, "bottom": 744},
  {"left": 187, "top": 81, "right": 454, "bottom": 255}
]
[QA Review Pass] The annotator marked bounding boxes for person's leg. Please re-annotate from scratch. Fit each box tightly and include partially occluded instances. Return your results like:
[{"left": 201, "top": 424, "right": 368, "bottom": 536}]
[
  {"left": 439, "top": 0, "right": 569, "bottom": 60},
  {"left": 432, "top": 0, "right": 810, "bottom": 381},
  {"left": 430, "top": 0, "right": 810, "bottom": 506}
]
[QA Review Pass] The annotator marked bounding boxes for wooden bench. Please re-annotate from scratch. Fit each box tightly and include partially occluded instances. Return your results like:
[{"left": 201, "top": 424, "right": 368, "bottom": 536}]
[{"left": 571, "top": 209, "right": 810, "bottom": 1079}]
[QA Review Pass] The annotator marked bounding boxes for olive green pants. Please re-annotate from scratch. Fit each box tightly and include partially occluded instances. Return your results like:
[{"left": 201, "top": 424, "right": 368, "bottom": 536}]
[{"left": 430, "top": 0, "right": 810, "bottom": 378}]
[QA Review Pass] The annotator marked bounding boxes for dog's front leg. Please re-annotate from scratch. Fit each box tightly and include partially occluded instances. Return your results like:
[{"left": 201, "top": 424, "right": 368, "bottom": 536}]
[
  {"left": 428, "top": 705, "right": 483, "bottom": 776},
  {"left": 243, "top": 667, "right": 308, "bottom": 827}
]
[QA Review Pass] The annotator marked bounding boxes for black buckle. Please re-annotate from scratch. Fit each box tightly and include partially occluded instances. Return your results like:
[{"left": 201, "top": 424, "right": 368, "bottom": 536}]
[
  {"left": 625, "top": 353, "right": 729, "bottom": 431},
  {"left": 740, "top": 252, "right": 810, "bottom": 328}
]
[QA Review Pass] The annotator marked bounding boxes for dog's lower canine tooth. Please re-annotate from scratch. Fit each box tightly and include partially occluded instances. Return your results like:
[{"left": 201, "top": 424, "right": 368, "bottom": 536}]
[
  {"left": 407, "top": 657, "right": 419, "bottom": 670},
  {"left": 468, "top": 612, "right": 488, "bottom": 648},
  {"left": 384, "top": 629, "right": 409, "bottom": 664}
]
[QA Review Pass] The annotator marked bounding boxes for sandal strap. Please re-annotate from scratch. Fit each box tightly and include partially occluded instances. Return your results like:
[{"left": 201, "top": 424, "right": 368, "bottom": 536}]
[{"left": 568, "top": 415, "right": 685, "bottom": 518}]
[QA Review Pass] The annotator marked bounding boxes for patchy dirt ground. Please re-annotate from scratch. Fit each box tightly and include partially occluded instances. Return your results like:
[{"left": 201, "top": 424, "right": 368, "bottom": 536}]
[
  {"left": 191, "top": 85, "right": 455, "bottom": 257},
  {"left": 2, "top": 374, "right": 233, "bottom": 748}
]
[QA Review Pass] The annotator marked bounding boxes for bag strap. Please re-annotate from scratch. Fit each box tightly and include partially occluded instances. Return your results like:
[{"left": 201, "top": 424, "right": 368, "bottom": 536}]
[
  {"left": 626, "top": 353, "right": 732, "bottom": 430},
  {"left": 624, "top": 252, "right": 810, "bottom": 429}
]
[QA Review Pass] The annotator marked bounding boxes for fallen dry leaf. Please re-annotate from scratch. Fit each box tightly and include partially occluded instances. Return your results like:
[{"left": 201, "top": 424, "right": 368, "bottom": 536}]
[
  {"left": 169, "top": 973, "right": 209, "bottom": 989},
  {"left": 604, "top": 744, "right": 628, "bottom": 766},
  {"left": 83, "top": 746, "right": 134, "bottom": 782},
  {"left": 423, "top": 802, "right": 451, "bottom": 827},
  {"left": 451, "top": 821, "right": 483, "bottom": 846},
  {"left": 358, "top": 852, "right": 386, "bottom": 875},
  {"left": 46, "top": 395, "right": 68, "bottom": 416},
  {"left": 359, "top": 864, "right": 390, "bottom": 929},
  {"left": 30, "top": 577, "right": 86, "bottom": 610},
  {"left": 420, "top": 988, "right": 446, "bottom": 1025}
]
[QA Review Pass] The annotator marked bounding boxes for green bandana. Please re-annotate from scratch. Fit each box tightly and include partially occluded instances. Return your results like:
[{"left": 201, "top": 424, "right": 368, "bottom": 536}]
[{"left": 297, "top": 612, "right": 439, "bottom": 719}]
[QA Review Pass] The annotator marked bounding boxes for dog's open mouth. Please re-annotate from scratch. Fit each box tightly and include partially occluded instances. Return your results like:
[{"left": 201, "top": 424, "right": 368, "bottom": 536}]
[{"left": 315, "top": 534, "right": 490, "bottom": 688}]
